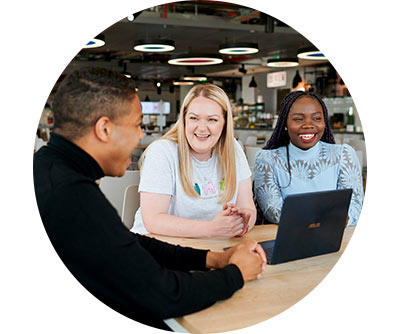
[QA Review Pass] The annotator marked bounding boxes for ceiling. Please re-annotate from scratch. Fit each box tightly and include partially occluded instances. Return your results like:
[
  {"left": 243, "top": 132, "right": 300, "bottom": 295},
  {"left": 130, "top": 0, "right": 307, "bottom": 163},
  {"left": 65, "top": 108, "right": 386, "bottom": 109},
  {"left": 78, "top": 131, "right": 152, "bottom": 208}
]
[{"left": 62, "top": 1, "right": 329, "bottom": 89}]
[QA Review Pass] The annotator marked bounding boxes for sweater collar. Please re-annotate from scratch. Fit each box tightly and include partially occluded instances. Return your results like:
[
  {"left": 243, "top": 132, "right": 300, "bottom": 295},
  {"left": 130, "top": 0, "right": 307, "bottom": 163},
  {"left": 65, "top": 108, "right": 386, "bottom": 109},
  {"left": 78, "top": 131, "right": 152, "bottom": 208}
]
[
  {"left": 288, "top": 140, "right": 321, "bottom": 158},
  {"left": 47, "top": 133, "right": 105, "bottom": 181}
]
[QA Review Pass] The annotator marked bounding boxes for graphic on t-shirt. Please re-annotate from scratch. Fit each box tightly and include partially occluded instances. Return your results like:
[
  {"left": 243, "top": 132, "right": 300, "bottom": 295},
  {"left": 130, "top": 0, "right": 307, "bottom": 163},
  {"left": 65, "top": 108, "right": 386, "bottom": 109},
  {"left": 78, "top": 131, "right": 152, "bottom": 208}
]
[
  {"left": 194, "top": 183, "right": 201, "bottom": 195},
  {"left": 219, "top": 178, "right": 225, "bottom": 191},
  {"left": 194, "top": 180, "right": 222, "bottom": 198},
  {"left": 203, "top": 182, "right": 217, "bottom": 196}
]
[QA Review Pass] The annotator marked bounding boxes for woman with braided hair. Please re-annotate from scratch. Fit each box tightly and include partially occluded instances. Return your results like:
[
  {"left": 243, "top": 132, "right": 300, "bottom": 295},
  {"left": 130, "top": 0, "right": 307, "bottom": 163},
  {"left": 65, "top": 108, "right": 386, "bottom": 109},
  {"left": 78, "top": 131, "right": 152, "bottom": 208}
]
[{"left": 254, "top": 91, "right": 363, "bottom": 226}]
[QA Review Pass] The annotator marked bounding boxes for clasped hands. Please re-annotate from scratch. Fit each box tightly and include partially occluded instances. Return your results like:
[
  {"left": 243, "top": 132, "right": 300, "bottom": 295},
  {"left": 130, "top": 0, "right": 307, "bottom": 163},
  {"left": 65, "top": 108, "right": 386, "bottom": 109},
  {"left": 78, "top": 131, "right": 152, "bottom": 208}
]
[
  {"left": 211, "top": 203, "right": 252, "bottom": 238},
  {"left": 206, "top": 240, "right": 267, "bottom": 282}
]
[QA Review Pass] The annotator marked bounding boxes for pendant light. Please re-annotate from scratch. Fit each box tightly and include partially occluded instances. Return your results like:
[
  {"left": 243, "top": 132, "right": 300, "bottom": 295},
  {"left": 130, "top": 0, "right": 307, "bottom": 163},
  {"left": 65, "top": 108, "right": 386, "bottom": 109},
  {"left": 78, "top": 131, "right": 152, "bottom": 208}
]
[
  {"left": 218, "top": 42, "right": 259, "bottom": 55},
  {"left": 84, "top": 34, "right": 105, "bottom": 49},
  {"left": 238, "top": 64, "right": 247, "bottom": 74},
  {"left": 121, "top": 63, "right": 132, "bottom": 79},
  {"left": 168, "top": 54, "right": 223, "bottom": 66},
  {"left": 267, "top": 57, "right": 299, "bottom": 68},
  {"left": 249, "top": 76, "right": 257, "bottom": 88},
  {"left": 134, "top": 39, "right": 175, "bottom": 52}
]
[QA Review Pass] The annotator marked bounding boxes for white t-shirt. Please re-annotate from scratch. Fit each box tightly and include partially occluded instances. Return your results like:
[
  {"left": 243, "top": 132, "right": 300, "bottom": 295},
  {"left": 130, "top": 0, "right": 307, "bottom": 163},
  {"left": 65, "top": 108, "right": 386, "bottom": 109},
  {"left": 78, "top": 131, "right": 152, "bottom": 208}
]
[{"left": 132, "top": 139, "right": 251, "bottom": 234}]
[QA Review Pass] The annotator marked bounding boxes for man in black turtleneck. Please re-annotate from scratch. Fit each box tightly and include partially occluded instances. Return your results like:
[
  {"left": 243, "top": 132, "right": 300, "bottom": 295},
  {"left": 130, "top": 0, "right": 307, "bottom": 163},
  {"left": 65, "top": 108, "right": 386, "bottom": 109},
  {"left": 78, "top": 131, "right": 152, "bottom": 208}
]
[{"left": 33, "top": 67, "right": 266, "bottom": 330}]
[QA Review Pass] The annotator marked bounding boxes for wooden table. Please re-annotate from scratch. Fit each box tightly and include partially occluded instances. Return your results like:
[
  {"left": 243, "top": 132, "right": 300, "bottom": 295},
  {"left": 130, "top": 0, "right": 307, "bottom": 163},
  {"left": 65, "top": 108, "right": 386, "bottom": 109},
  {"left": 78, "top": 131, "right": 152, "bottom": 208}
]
[{"left": 149, "top": 225, "right": 355, "bottom": 333}]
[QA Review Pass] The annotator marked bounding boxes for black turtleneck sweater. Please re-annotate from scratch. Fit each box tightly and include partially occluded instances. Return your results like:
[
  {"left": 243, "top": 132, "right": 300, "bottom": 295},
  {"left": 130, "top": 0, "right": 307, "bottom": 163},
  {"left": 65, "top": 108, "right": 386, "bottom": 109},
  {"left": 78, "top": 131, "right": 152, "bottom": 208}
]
[{"left": 33, "top": 133, "right": 243, "bottom": 330}]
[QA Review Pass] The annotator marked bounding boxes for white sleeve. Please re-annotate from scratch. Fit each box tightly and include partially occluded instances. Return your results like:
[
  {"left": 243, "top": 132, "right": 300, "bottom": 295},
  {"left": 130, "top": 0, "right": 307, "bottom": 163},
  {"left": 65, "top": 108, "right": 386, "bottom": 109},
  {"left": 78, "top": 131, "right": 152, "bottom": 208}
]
[
  {"left": 235, "top": 139, "right": 252, "bottom": 181},
  {"left": 138, "top": 140, "right": 176, "bottom": 196}
]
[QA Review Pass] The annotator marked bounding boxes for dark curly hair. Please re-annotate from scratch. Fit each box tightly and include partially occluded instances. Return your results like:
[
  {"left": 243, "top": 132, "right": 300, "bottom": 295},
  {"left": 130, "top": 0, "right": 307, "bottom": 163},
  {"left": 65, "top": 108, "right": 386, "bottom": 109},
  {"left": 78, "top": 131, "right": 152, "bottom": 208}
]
[
  {"left": 52, "top": 67, "right": 137, "bottom": 140},
  {"left": 264, "top": 90, "right": 335, "bottom": 188}
]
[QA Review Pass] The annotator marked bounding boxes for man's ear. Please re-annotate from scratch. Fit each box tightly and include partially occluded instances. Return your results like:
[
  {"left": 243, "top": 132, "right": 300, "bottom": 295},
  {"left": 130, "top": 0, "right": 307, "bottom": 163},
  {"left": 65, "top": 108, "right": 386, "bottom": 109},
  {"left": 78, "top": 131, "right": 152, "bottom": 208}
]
[{"left": 94, "top": 116, "right": 113, "bottom": 142}]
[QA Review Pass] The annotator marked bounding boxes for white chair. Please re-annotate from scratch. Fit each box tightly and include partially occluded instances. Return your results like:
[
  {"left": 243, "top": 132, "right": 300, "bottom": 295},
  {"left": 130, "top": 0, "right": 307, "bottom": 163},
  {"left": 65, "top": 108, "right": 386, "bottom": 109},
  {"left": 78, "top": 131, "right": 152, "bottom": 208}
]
[
  {"left": 347, "top": 139, "right": 367, "bottom": 168},
  {"left": 355, "top": 150, "right": 363, "bottom": 168},
  {"left": 237, "top": 139, "right": 244, "bottom": 150},
  {"left": 99, "top": 170, "right": 140, "bottom": 216},
  {"left": 121, "top": 184, "right": 140, "bottom": 229},
  {"left": 245, "top": 146, "right": 262, "bottom": 180},
  {"left": 245, "top": 135, "right": 257, "bottom": 147},
  {"left": 334, "top": 133, "right": 344, "bottom": 144}
]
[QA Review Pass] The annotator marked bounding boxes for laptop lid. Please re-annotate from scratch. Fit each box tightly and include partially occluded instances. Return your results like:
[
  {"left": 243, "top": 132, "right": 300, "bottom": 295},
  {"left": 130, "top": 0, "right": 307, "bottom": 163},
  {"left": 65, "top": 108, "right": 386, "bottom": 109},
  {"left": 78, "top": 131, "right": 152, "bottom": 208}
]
[{"left": 261, "top": 188, "right": 353, "bottom": 265}]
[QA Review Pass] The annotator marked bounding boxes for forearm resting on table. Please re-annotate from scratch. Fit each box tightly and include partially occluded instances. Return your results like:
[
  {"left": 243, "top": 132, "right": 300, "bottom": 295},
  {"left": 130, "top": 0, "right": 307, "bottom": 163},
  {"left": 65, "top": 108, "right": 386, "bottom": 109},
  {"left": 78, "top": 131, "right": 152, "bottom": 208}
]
[
  {"left": 206, "top": 250, "right": 226, "bottom": 269},
  {"left": 143, "top": 212, "right": 216, "bottom": 238}
]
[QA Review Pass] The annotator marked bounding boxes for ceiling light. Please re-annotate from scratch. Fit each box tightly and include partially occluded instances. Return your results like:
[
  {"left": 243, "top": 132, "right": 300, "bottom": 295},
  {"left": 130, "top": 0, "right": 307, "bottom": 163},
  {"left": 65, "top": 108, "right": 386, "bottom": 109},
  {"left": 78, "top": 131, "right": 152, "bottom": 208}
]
[
  {"left": 297, "top": 47, "right": 327, "bottom": 60},
  {"left": 134, "top": 39, "right": 175, "bottom": 52},
  {"left": 218, "top": 42, "right": 259, "bottom": 55},
  {"left": 84, "top": 34, "right": 105, "bottom": 49},
  {"left": 249, "top": 76, "right": 257, "bottom": 88},
  {"left": 182, "top": 74, "right": 207, "bottom": 81},
  {"left": 168, "top": 54, "right": 223, "bottom": 66},
  {"left": 127, "top": 14, "right": 134, "bottom": 21},
  {"left": 173, "top": 80, "right": 195, "bottom": 86},
  {"left": 267, "top": 57, "right": 299, "bottom": 68}
]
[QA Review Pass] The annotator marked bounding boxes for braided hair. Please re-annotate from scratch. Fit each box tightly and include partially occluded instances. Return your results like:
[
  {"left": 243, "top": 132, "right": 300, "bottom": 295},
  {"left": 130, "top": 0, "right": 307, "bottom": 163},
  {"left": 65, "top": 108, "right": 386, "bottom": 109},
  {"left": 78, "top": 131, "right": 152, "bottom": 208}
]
[{"left": 264, "top": 91, "right": 335, "bottom": 188}]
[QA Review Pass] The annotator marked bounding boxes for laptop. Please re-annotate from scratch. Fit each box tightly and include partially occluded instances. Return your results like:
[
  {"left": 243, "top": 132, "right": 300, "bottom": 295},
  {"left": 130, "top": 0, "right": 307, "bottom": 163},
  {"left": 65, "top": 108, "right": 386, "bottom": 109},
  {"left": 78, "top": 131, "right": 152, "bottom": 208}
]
[{"left": 260, "top": 189, "right": 353, "bottom": 265}]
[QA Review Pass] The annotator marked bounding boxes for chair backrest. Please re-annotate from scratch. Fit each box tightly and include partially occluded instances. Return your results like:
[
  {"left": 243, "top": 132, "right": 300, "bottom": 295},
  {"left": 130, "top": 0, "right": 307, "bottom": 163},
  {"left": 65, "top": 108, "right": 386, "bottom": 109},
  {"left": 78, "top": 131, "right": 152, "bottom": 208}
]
[
  {"left": 121, "top": 184, "right": 140, "bottom": 229},
  {"left": 237, "top": 139, "right": 244, "bottom": 150},
  {"left": 245, "top": 136, "right": 257, "bottom": 147},
  {"left": 245, "top": 146, "right": 262, "bottom": 179},
  {"left": 355, "top": 150, "right": 363, "bottom": 168},
  {"left": 99, "top": 170, "right": 140, "bottom": 216},
  {"left": 347, "top": 139, "right": 367, "bottom": 168}
]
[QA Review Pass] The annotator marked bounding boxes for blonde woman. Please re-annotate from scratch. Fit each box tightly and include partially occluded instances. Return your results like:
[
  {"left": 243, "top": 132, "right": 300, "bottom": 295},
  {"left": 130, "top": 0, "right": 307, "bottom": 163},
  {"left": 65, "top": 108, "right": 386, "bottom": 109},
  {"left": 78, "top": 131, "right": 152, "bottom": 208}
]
[{"left": 132, "top": 84, "right": 256, "bottom": 238}]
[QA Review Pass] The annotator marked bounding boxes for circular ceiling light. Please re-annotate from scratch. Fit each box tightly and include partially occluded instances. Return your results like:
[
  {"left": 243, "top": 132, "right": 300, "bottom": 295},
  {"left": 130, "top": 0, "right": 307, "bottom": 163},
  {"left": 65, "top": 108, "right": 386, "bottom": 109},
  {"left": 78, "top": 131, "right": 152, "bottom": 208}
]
[
  {"left": 173, "top": 80, "right": 195, "bottom": 86},
  {"left": 218, "top": 42, "right": 259, "bottom": 55},
  {"left": 84, "top": 34, "right": 105, "bottom": 49},
  {"left": 168, "top": 54, "right": 223, "bottom": 66},
  {"left": 267, "top": 57, "right": 299, "bottom": 68},
  {"left": 134, "top": 39, "right": 175, "bottom": 52},
  {"left": 297, "top": 47, "right": 327, "bottom": 60},
  {"left": 182, "top": 74, "right": 207, "bottom": 81}
]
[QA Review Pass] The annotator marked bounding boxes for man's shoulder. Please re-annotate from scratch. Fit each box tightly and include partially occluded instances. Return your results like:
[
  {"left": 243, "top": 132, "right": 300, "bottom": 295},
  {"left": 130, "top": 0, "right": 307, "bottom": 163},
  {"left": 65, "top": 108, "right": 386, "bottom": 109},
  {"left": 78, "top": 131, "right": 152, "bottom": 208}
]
[{"left": 34, "top": 149, "right": 97, "bottom": 211}]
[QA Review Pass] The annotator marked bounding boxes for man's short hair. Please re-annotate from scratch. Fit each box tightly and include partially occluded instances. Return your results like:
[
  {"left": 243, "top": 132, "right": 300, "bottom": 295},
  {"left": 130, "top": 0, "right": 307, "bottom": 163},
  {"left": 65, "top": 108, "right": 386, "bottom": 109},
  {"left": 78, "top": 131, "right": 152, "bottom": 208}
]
[{"left": 52, "top": 67, "right": 137, "bottom": 140}]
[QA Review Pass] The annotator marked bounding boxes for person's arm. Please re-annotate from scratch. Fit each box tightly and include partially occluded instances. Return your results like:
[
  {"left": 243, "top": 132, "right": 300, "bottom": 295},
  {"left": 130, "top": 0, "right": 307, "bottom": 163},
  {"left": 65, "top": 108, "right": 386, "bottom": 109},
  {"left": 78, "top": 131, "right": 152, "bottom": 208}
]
[
  {"left": 206, "top": 240, "right": 267, "bottom": 280},
  {"left": 141, "top": 192, "right": 245, "bottom": 238},
  {"left": 136, "top": 231, "right": 267, "bottom": 279},
  {"left": 234, "top": 177, "right": 257, "bottom": 234},
  {"left": 254, "top": 150, "right": 283, "bottom": 224},
  {"left": 49, "top": 183, "right": 247, "bottom": 322},
  {"left": 337, "top": 144, "right": 364, "bottom": 226}
]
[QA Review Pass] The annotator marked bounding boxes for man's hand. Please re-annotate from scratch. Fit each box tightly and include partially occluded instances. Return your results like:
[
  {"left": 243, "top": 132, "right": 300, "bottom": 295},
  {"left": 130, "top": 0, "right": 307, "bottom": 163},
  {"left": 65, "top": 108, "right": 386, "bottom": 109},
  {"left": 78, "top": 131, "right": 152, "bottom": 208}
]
[
  {"left": 206, "top": 240, "right": 267, "bottom": 282},
  {"left": 228, "top": 240, "right": 266, "bottom": 282}
]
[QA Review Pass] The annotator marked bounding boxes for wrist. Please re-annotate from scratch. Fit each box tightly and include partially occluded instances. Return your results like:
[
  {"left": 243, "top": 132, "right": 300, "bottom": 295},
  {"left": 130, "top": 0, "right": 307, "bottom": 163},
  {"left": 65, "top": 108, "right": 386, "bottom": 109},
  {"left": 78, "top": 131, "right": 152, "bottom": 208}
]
[
  {"left": 206, "top": 251, "right": 226, "bottom": 269},
  {"left": 205, "top": 219, "right": 216, "bottom": 238},
  {"left": 206, "top": 251, "right": 218, "bottom": 269}
]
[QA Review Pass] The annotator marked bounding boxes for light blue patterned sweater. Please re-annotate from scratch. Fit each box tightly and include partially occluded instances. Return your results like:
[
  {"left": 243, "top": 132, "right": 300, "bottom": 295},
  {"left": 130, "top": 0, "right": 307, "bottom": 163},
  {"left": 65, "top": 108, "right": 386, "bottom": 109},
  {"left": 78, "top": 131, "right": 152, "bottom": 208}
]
[{"left": 254, "top": 141, "right": 364, "bottom": 226}]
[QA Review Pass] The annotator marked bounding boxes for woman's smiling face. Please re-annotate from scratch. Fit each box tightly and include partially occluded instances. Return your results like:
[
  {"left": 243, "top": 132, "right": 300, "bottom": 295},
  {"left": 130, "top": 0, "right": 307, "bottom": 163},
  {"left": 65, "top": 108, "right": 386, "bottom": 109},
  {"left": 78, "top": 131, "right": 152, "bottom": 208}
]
[
  {"left": 185, "top": 95, "right": 225, "bottom": 161},
  {"left": 286, "top": 96, "right": 326, "bottom": 150}
]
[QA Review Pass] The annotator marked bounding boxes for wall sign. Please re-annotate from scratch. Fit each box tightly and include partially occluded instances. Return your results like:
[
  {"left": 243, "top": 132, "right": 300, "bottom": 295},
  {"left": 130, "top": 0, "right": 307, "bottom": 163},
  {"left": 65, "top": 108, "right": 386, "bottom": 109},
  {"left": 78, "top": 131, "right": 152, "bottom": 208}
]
[{"left": 267, "top": 71, "right": 287, "bottom": 88}]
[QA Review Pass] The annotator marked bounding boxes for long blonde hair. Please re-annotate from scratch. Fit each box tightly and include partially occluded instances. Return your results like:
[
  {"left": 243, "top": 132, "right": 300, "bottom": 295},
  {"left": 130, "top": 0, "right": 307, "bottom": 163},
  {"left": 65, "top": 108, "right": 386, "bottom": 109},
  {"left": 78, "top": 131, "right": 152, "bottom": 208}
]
[{"left": 141, "top": 83, "right": 237, "bottom": 203}]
